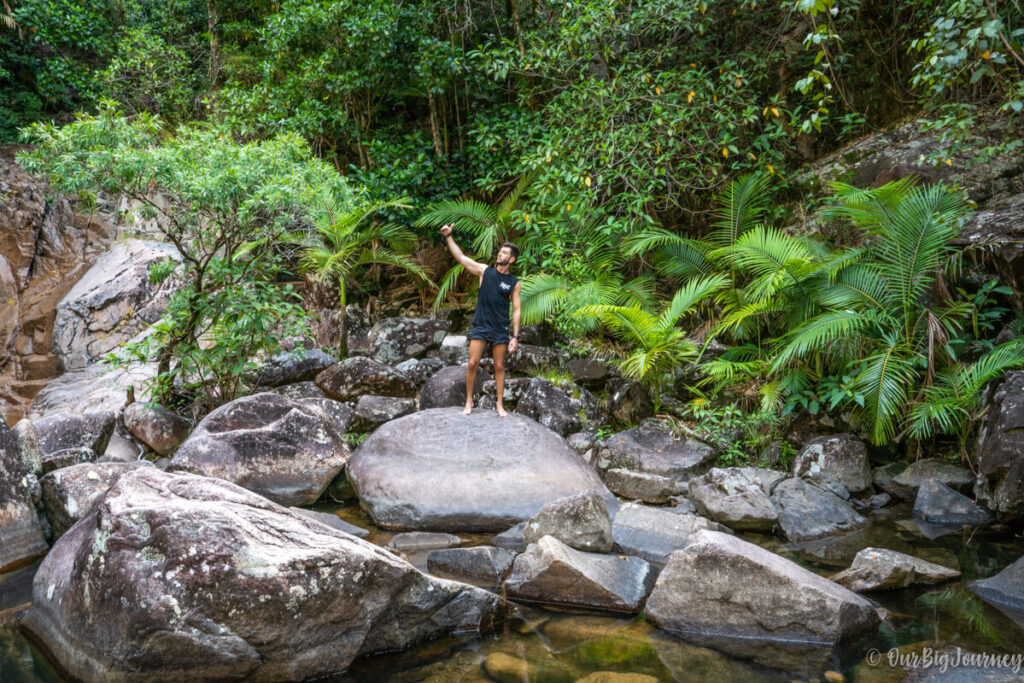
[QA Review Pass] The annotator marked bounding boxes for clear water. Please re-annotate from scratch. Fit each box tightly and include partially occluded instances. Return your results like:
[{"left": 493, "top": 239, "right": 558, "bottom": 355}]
[{"left": 2, "top": 502, "right": 1021, "bottom": 682}]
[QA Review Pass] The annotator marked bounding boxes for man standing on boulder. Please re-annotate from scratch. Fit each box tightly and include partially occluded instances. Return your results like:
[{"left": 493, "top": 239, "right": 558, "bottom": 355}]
[{"left": 440, "top": 223, "right": 521, "bottom": 417}]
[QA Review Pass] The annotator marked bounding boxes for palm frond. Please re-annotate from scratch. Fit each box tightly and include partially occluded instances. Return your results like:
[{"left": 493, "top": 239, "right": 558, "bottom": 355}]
[
  {"left": 710, "top": 172, "right": 773, "bottom": 247},
  {"left": 520, "top": 272, "right": 569, "bottom": 325}
]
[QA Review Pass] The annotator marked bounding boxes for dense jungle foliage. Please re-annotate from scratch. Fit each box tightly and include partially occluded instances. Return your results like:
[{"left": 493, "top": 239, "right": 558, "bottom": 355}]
[{"left": 6, "top": 0, "right": 1024, "bottom": 459}]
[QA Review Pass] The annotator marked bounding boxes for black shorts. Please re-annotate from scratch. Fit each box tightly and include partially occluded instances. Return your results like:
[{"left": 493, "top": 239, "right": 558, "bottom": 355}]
[{"left": 466, "top": 325, "right": 510, "bottom": 346}]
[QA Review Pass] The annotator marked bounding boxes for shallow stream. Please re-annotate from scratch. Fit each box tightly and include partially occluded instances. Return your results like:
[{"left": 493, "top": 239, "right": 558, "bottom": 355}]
[{"left": 2, "top": 501, "right": 1021, "bottom": 682}]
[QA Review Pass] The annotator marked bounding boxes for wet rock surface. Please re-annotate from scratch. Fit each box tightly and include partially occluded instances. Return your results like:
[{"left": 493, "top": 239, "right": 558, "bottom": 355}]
[
  {"left": 645, "top": 530, "right": 880, "bottom": 644},
  {"left": 831, "top": 547, "right": 960, "bottom": 592},
  {"left": 970, "top": 553, "right": 1024, "bottom": 613},
  {"left": 20, "top": 467, "right": 504, "bottom": 681},
  {"left": 170, "top": 392, "right": 349, "bottom": 506},
  {"left": 504, "top": 535, "right": 655, "bottom": 613},
  {"left": 347, "top": 408, "right": 615, "bottom": 531}
]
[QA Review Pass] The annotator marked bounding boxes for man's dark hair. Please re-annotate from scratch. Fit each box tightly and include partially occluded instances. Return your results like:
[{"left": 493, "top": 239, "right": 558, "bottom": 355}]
[{"left": 502, "top": 241, "right": 520, "bottom": 262}]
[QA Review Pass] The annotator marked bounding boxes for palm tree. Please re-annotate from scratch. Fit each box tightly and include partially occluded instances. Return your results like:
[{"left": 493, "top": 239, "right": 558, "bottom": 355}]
[
  {"left": 577, "top": 275, "right": 729, "bottom": 409},
  {"left": 517, "top": 215, "right": 655, "bottom": 333},
  {"left": 295, "top": 192, "right": 431, "bottom": 356},
  {"left": 773, "top": 178, "right": 1024, "bottom": 446},
  {"left": 415, "top": 171, "right": 536, "bottom": 306}
]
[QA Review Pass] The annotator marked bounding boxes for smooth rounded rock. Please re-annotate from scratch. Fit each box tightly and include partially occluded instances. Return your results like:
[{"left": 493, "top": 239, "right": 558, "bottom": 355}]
[
  {"left": 419, "top": 365, "right": 490, "bottom": 410},
  {"left": 605, "top": 421, "right": 714, "bottom": 482},
  {"left": 347, "top": 408, "right": 616, "bottom": 531},
  {"left": 522, "top": 490, "right": 613, "bottom": 552},
  {"left": 170, "top": 392, "right": 349, "bottom": 506},
  {"left": 123, "top": 402, "right": 191, "bottom": 456},
  {"left": 315, "top": 356, "right": 417, "bottom": 402}
]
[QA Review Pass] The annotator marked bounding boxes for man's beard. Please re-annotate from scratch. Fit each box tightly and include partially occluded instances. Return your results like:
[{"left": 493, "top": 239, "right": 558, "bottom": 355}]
[{"left": 496, "top": 257, "right": 510, "bottom": 266}]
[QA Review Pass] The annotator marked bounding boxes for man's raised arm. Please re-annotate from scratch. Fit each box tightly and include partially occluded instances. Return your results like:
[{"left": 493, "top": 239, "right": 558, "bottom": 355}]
[{"left": 440, "top": 223, "right": 486, "bottom": 277}]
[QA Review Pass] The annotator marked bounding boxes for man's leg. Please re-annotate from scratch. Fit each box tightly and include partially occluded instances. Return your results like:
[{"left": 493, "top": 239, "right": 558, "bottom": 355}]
[
  {"left": 493, "top": 343, "right": 508, "bottom": 418},
  {"left": 464, "top": 339, "right": 486, "bottom": 415}
]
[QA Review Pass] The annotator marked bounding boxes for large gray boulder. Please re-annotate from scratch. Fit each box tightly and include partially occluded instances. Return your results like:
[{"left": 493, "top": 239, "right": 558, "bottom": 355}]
[
  {"left": 248, "top": 348, "right": 337, "bottom": 388},
  {"left": 39, "top": 461, "right": 149, "bottom": 540},
  {"left": 912, "top": 478, "right": 994, "bottom": 526},
  {"left": 34, "top": 409, "right": 116, "bottom": 457},
  {"left": 605, "top": 421, "right": 715, "bottom": 482},
  {"left": 314, "top": 356, "right": 417, "bottom": 402},
  {"left": 347, "top": 408, "right": 615, "bottom": 531},
  {"left": 351, "top": 395, "right": 416, "bottom": 431},
  {"left": 0, "top": 419, "right": 48, "bottom": 572},
  {"left": 170, "top": 392, "right": 349, "bottom": 506},
  {"left": 20, "top": 468, "right": 504, "bottom": 681},
  {"left": 363, "top": 317, "right": 451, "bottom": 365},
  {"left": 687, "top": 467, "right": 781, "bottom": 531},
  {"left": 970, "top": 554, "right": 1024, "bottom": 614},
  {"left": 975, "top": 371, "right": 1024, "bottom": 522},
  {"left": 831, "top": 547, "right": 960, "bottom": 592},
  {"left": 521, "top": 490, "right": 613, "bottom": 552},
  {"left": 771, "top": 478, "right": 869, "bottom": 542},
  {"left": 52, "top": 239, "right": 179, "bottom": 371},
  {"left": 645, "top": 530, "right": 880, "bottom": 644},
  {"left": 393, "top": 357, "right": 444, "bottom": 388},
  {"left": 504, "top": 535, "right": 655, "bottom": 613},
  {"left": 611, "top": 503, "right": 730, "bottom": 565},
  {"left": 123, "top": 402, "right": 191, "bottom": 455},
  {"left": 791, "top": 434, "right": 872, "bottom": 494},
  {"left": 418, "top": 365, "right": 490, "bottom": 410}
]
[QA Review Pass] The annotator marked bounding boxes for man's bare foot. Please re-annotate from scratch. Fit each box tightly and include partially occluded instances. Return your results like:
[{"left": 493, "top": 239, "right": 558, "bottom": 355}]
[
  {"left": 463, "top": 402, "right": 473, "bottom": 415},
  {"left": 496, "top": 405, "right": 508, "bottom": 418}
]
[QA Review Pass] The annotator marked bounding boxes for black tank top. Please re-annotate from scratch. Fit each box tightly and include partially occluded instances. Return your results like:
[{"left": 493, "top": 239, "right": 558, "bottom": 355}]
[{"left": 472, "top": 267, "right": 518, "bottom": 332}]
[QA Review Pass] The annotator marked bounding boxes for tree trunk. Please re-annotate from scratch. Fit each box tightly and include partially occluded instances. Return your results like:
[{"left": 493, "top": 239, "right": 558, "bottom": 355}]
[
  {"left": 337, "top": 279, "right": 348, "bottom": 358},
  {"left": 207, "top": 0, "right": 221, "bottom": 87},
  {"left": 428, "top": 90, "right": 444, "bottom": 158}
]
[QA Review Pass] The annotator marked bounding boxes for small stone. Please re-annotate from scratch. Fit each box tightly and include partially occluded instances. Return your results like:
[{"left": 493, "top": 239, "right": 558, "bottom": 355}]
[
  {"left": 523, "top": 490, "right": 613, "bottom": 552},
  {"left": 605, "top": 469, "right": 683, "bottom": 504},
  {"left": 387, "top": 532, "right": 463, "bottom": 552}
]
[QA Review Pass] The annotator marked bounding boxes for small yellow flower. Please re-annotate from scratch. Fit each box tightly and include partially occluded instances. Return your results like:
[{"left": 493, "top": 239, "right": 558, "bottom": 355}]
[
  {"left": 655, "top": 86, "right": 662, "bottom": 95},
  {"left": 585, "top": 176, "right": 592, "bottom": 187},
  {"left": 688, "top": 91, "right": 696, "bottom": 103},
  {"left": 722, "top": 148, "right": 729, "bottom": 158}
]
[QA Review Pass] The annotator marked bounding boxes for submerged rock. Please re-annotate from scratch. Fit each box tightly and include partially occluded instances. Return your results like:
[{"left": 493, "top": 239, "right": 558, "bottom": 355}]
[
  {"left": 347, "top": 408, "right": 615, "bottom": 531},
  {"left": 20, "top": 468, "right": 504, "bottom": 681},
  {"left": 170, "top": 392, "right": 349, "bottom": 506},
  {"left": 970, "top": 554, "right": 1024, "bottom": 614},
  {"left": 504, "top": 535, "right": 655, "bottom": 613},
  {"left": 831, "top": 547, "right": 960, "bottom": 591},
  {"left": 645, "top": 530, "right": 880, "bottom": 644},
  {"left": 522, "top": 490, "right": 613, "bottom": 552}
]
